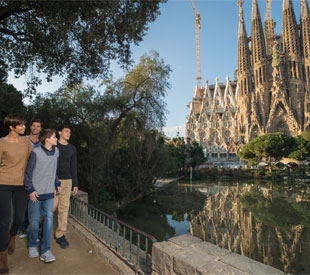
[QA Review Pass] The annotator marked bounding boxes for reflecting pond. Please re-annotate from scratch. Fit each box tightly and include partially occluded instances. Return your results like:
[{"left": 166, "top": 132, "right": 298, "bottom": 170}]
[{"left": 116, "top": 180, "right": 310, "bottom": 274}]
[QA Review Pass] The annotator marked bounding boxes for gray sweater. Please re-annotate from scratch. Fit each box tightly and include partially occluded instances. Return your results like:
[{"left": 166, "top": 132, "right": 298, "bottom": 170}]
[{"left": 24, "top": 145, "right": 61, "bottom": 200}]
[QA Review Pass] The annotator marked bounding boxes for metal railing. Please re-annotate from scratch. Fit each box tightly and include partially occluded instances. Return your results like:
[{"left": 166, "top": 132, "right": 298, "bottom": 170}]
[{"left": 69, "top": 196, "right": 157, "bottom": 274}]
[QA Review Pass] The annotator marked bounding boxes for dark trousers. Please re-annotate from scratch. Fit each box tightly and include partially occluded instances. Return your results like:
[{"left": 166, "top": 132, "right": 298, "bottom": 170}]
[
  {"left": 20, "top": 202, "right": 29, "bottom": 232},
  {"left": 0, "top": 186, "right": 28, "bottom": 251}
]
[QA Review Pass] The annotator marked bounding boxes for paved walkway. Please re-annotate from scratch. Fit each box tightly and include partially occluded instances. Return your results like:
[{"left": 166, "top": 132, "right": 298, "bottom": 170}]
[{"left": 8, "top": 223, "right": 119, "bottom": 274}]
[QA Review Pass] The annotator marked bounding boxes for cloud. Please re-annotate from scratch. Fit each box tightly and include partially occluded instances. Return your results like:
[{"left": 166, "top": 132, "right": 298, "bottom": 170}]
[{"left": 163, "top": 125, "right": 185, "bottom": 138}]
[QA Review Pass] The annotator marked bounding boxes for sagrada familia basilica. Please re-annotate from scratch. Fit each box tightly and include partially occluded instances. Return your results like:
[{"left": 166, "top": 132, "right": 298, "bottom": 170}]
[{"left": 186, "top": 0, "right": 310, "bottom": 164}]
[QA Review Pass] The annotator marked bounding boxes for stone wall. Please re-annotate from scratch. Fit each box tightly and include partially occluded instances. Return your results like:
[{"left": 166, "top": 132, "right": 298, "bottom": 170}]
[
  {"left": 152, "top": 235, "right": 283, "bottom": 275},
  {"left": 76, "top": 189, "right": 88, "bottom": 203}
]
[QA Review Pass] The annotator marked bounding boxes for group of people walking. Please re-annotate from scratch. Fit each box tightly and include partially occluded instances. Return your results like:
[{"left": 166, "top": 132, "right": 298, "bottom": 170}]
[{"left": 0, "top": 115, "right": 78, "bottom": 274}]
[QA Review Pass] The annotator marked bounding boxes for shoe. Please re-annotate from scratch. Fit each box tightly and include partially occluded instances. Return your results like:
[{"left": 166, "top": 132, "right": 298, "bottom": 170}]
[
  {"left": 40, "top": 250, "right": 55, "bottom": 263},
  {"left": 28, "top": 247, "right": 39, "bottom": 258},
  {"left": 19, "top": 230, "right": 27, "bottom": 239},
  {"left": 56, "top": 235, "right": 69, "bottom": 248}
]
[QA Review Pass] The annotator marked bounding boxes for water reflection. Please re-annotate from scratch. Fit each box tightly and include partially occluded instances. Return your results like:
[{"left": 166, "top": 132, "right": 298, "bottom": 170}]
[
  {"left": 190, "top": 181, "right": 310, "bottom": 274},
  {"left": 117, "top": 180, "right": 206, "bottom": 241},
  {"left": 116, "top": 180, "right": 310, "bottom": 274}
]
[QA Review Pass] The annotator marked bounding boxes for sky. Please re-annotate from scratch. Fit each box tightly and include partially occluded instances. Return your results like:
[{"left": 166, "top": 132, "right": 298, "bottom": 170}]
[{"left": 7, "top": 0, "right": 303, "bottom": 138}]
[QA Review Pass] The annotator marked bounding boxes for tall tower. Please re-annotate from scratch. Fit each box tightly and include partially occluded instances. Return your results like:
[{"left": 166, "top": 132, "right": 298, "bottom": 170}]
[
  {"left": 301, "top": 0, "right": 310, "bottom": 130},
  {"left": 186, "top": 0, "right": 309, "bottom": 164},
  {"left": 282, "top": 0, "right": 305, "bottom": 125},
  {"left": 236, "top": 0, "right": 253, "bottom": 142},
  {"left": 251, "top": 0, "right": 270, "bottom": 131},
  {"left": 301, "top": 0, "right": 310, "bottom": 86},
  {"left": 264, "top": 0, "right": 275, "bottom": 56}
]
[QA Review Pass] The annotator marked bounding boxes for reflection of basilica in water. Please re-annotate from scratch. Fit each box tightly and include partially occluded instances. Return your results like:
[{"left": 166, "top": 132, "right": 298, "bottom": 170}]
[{"left": 190, "top": 183, "right": 310, "bottom": 274}]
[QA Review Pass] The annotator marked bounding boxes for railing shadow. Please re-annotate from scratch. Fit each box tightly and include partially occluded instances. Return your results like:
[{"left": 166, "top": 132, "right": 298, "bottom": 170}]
[{"left": 69, "top": 197, "right": 157, "bottom": 274}]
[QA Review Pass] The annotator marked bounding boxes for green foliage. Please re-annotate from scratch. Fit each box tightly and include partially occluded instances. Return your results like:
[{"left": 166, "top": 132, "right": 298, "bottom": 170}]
[
  {"left": 240, "top": 190, "right": 305, "bottom": 228},
  {"left": 288, "top": 150, "right": 304, "bottom": 160},
  {"left": 291, "top": 165, "right": 308, "bottom": 178},
  {"left": 239, "top": 132, "right": 296, "bottom": 166},
  {"left": 291, "top": 202, "right": 310, "bottom": 227},
  {"left": 289, "top": 133, "right": 310, "bottom": 160},
  {"left": 166, "top": 137, "right": 205, "bottom": 176},
  {"left": 301, "top": 131, "right": 310, "bottom": 142},
  {"left": 0, "top": 83, "right": 25, "bottom": 136},
  {"left": 23, "top": 51, "right": 172, "bottom": 209},
  {"left": 188, "top": 140, "right": 205, "bottom": 168},
  {"left": 0, "top": 1, "right": 166, "bottom": 91},
  {"left": 253, "top": 168, "right": 266, "bottom": 177},
  {"left": 153, "top": 182, "right": 206, "bottom": 221}
]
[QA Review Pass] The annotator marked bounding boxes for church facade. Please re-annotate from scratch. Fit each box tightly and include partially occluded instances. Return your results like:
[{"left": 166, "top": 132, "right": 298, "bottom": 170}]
[{"left": 186, "top": 0, "right": 310, "bottom": 164}]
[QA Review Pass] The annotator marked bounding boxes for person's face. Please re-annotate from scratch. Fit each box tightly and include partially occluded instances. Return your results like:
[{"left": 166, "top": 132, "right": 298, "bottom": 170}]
[
  {"left": 46, "top": 133, "right": 58, "bottom": 146},
  {"left": 10, "top": 124, "right": 26, "bottom": 135},
  {"left": 58, "top": 128, "right": 71, "bottom": 141},
  {"left": 30, "top": 122, "right": 42, "bottom": 136}
]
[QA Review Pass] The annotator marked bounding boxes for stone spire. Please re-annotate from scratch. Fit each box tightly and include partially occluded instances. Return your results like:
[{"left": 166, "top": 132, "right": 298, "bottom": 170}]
[
  {"left": 238, "top": 0, "right": 246, "bottom": 38},
  {"left": 251, "top": 0, "right": 269, "bottom": 127},
  {"left": 237, "top": 0, "right": 252, "bottom": 81},
  {"left": 301, "top": 0, "right": 310, "bottom": 84},
  {"left": 282, "top": 0, "right": 304, "bottom": 127},
  {"left": 251, "top": 0, "right": 259, "bottom": 20},
  {"left": 236, "top": 0, "right": 252, "bottom": 141},
  {"left": 301, "top": 0, "right": 310, "bottom": 20},
  {"left": 282, "top": 0, "right": 301, "bottom": 57},
  {"left": 283, "top": 0, "right": 291, "bottom": 10},
  {"left": 251, "top": 0, "right": 267, "bottom": 66}
]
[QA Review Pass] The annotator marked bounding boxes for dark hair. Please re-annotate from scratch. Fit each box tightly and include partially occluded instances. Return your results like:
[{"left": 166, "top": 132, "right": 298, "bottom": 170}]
[
  {"left": 4, "top": 115, "right": 26, "bottom": 130},
  {"left": 39, "top": 129, "right": 56, "bottom": 144},
  {"left": 30, "top": 118, "right": 43, "bottom": 127},
  {"left": 57, "top": 125, "right": 71, "bottom": 132}
]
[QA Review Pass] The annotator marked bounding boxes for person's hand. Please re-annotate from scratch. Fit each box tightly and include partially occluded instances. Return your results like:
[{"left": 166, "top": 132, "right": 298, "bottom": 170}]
[
  {"left": 56, "top": 186, "right": 61, "bottom": 194},
  {"left": 29, "top": 191, "right": 39, "bottom": 202},
  {"left": 73, "top": 186, "right": 78, "bottom": 196}
]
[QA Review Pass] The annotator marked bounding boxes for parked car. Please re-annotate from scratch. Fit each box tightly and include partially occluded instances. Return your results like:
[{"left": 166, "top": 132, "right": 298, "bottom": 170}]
[{"left": 306, "top": 160, "right": 310, "bottom": 166}]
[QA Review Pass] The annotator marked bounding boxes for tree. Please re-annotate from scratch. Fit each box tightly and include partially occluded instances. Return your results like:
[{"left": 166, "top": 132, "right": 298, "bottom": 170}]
[
  {"left": 239, "top": 132, "right": 296, "bottom": 168},
  {"left": 26, "top": 51, "right": 172, "bottom": 209},
  {"left": 289, "top": 132, "right": 310, "bottom": 160},
  {"left": 301, "top": 131, "right": 310, "bottom": 142},
  {"left": 0, "top": 1, "right": 167, "bottom": 90},
  {"left": 187, "top": 140, "right": 205, "bottom": 168},
  {"left": 167, "top": 137, "right": 187, "bottom": 176},
  {"left": 0, "top": 83, "right": 25, "bottom": 136},
  {"left": 104, "top": 50, "right": 171, "bottom": 133},
  {"left": 166, "top": 137, "right": 205, "bottom": 176}
]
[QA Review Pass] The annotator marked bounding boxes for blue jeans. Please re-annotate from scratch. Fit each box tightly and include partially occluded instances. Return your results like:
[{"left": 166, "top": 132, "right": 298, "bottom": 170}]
[{"left": 28, "top": 199, "right": 53, "bottom": 254}]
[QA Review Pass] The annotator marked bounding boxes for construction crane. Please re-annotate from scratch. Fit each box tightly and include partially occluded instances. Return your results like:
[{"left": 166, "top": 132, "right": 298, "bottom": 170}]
[
  {"left": 190, "top": 0, "right": 202, "bottom": 88},
  {"left": 264, "top": 0, "right": 275, "bottom": 55}
]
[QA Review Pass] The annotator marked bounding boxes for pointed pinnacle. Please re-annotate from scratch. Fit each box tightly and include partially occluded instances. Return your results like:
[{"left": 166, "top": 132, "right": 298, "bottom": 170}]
[
  {"left": 252, "top": 0, "right": 260, "bottom": 20},
  {"left": 283, "top": 0, "right": 292, "bottom": 11},
  {"left": 301, "top": 0, "right": 310, "bottom": 20}
]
